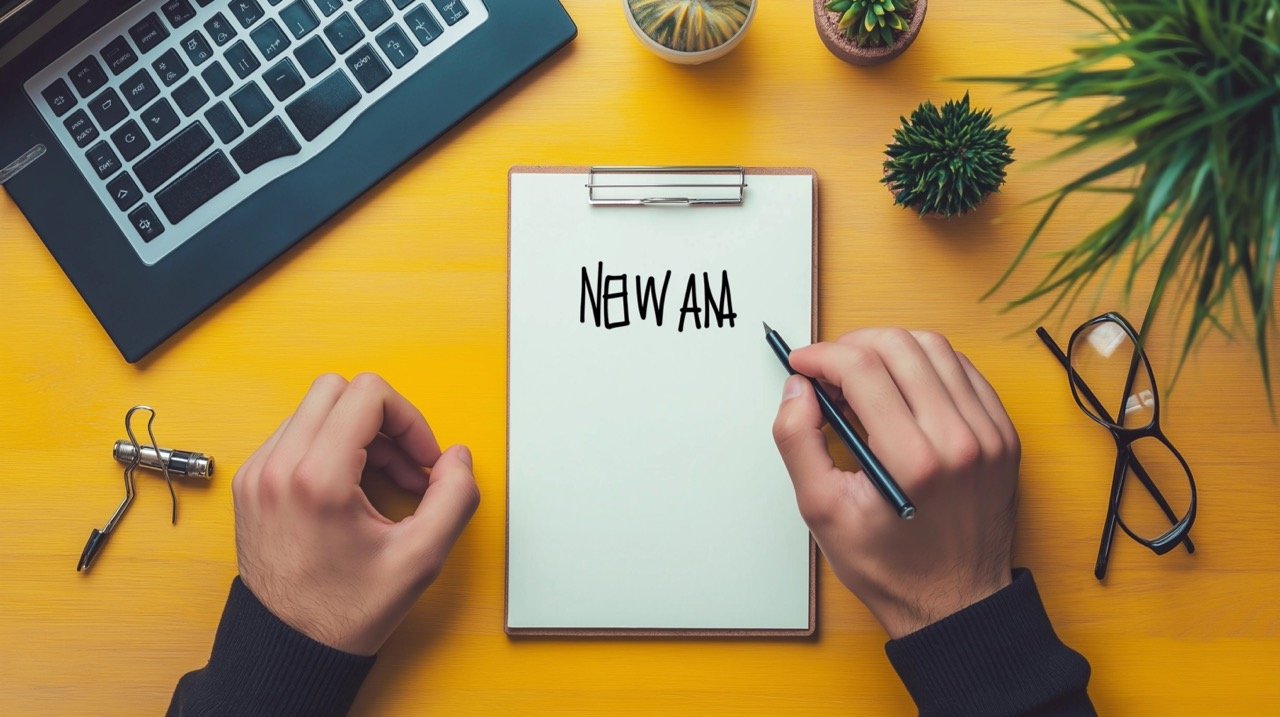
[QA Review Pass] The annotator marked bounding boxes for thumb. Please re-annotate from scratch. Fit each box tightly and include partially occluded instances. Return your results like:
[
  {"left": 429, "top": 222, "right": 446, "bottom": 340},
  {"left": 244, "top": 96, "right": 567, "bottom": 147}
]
[
  {"left": 772, "top": 376, "right": 844, "bottom": 524},
  {"left": 398, "top": 445, "right": 480, "bottom": 565}
]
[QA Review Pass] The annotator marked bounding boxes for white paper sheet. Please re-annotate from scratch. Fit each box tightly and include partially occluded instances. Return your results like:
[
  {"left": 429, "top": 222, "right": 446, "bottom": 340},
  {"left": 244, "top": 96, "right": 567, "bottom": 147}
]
[{"left": 507, "top": 169, "right": 815, "bottom": 632}]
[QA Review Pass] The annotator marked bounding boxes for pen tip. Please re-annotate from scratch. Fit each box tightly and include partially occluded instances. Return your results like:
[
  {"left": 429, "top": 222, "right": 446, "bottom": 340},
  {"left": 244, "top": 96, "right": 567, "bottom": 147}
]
[{"left": 762, "top": 321, "right": 772, "bottom": 334}]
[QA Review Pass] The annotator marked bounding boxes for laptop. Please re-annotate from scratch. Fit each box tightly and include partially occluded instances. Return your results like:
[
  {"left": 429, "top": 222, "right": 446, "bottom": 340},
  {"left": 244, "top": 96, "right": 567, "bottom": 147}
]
[{"left": 0, "top": 0, "right": 575, "bottom": 361}]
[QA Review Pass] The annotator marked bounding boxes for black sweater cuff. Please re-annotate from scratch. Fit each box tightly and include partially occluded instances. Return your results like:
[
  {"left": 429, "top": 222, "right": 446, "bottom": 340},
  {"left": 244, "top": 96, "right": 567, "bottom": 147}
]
[
  {"left": 168, "top": 577, "right": 376, "bottom": 717},
  {"left": 885, "top": 568, "right": 1094, "bottom": 717}
]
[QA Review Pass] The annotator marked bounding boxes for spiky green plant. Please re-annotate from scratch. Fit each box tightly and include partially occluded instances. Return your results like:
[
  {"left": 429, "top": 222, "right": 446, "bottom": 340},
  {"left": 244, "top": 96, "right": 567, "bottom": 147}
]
[
  {"left": 824, "top": 0, "right": 915, "bottom": 48},
  {"left": 968, "top": 0, "right": 1280, "bottom": 399},
  {"left": 883, "top": 93, "right": 1015, "bottom": 217}
]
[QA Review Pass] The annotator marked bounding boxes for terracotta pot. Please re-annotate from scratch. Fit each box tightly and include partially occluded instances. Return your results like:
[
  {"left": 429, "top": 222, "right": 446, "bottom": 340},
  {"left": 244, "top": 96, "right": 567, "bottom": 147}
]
[{"left": 813, "top": 0, "right": 927, "bottom": 66}]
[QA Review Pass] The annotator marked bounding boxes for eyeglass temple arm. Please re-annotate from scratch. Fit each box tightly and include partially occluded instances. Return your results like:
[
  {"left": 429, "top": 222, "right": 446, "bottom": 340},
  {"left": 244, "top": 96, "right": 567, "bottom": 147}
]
[
  {"left": 1096, "top": 449, "right": 1130, "bottom": 579},
  {"left": 1117, "top": 336, "right": 1144, "bottom": 434},
  {"left": 1035, "top": 328, "right": 1195, "bottom": 555}
]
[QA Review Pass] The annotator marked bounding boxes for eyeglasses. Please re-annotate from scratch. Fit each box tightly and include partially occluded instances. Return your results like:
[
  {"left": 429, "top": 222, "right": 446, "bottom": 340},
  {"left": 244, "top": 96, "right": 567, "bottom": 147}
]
[{"left": 1038, "top": 312, "right": 1197, "bottom": 580}]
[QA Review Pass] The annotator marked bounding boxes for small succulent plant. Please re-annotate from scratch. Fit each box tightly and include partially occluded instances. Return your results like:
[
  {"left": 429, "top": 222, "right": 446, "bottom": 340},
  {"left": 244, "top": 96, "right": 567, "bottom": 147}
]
[
  {"left": 883, "top": 93, "right": 1014, "bottom": 217},
  {"left": 824, "top": 0, "right": 914, "bottom": 48}
]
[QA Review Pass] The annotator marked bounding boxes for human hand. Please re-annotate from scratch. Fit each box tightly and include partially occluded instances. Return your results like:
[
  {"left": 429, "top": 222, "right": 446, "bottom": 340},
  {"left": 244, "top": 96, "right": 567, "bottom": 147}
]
[
  {"left": 772, "top": 329, "right": 1020, "bottom": 639},
  {"left": 232, "top": 373, "right": 480, "bottom": 655}
]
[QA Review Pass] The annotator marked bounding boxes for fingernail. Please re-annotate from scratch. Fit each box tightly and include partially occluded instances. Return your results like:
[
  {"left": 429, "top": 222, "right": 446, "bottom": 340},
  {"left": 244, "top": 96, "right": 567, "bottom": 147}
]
[
  {"left": 455, "top": 445, "right": 473, "bottom": 468},
  {"left": 782, "top": 375, "right": 805, "bottom": 401}
]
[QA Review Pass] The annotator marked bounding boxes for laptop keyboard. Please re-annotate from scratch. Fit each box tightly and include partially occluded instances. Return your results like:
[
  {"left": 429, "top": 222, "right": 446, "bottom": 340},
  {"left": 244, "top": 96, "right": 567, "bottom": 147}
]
[{"left": 24, "top": 0, "right": 486, "bottom": 265}]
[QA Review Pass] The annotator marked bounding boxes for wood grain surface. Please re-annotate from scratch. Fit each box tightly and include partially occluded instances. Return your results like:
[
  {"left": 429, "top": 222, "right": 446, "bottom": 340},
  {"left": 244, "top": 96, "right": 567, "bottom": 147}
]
[{"left": 2, "top": 1, "right": 1277, "bottom": 714}]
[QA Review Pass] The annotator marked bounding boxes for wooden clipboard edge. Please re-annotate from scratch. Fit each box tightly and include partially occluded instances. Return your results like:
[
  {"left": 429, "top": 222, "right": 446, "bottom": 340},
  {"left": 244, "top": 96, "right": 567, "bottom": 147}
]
[{"left": 505, "top": 166, "right": 819, "bottom": 638}]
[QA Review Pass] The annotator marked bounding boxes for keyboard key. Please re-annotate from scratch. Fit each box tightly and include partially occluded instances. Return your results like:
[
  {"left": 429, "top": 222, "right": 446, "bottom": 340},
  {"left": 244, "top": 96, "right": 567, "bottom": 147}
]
[
  {"left": 230, "top": 116, "right": 300, "bottom": 173},
  {"left": 41, "top": 78, "right": 76, "bottom": 116},
  {"left": 173, "top": 77, "right": 210, "bottom": 115},
  {"left": 404, "top": 5, "right": 442, "bottom": 46},
  {"left": 226, "top": 40, "right": 261, "bottom": 78},
  {"left": 135, "top": 122, "right": 214, "bottom": 191},
  {"left": 263, "top": 58, "right": 304, "bottom": 100},
  {"left": 205, "top": 102, "right": 244, "bottom": 142},
  {"left": 63, "top": 109, "right": 98, "bottom": 147},
  {"left": 430, "top": 0, "right": 466, "bottom": 25},
  {"left": 87, "top": 87, "right": 128, "bottom": 130},
  {"left": 355, "top": 0, "right": 391, "bottom": 30},
  {"left": 294, "top": 35, "right": 334, "bottom": 77},
  {"left": 279, "top": 1, "right": 320, "bottom": 39},
  {"left": 324, "top": 13, "right": 363, "bottom": 54},
  {"left": 205, "top": 12, "right": 237, "bottom": 46},
  {"left": 391, "top": 0, "right": 412, "bottom": 9},
  {"left": 251, "top": 19, "right": 291, "bottom": 60},
  {"left": 195, "top": 0, "right": 215, "bottom": 6},
  {"left": 285, "top": 68, "right": 358, "bottom": 141},
  {"left": 161, "top": 0, "right": 197, "bottom": 28},
  {"left": 110, "top": 119, "right": 151, "bottom": 161},
  {"left": 229, "top": 0, "right": 264, "bottom": 28},
  {"left": 120, "top": 69, "right": 160, "bottom": 109},
  {"left": 312, "top": 0, "right": 342, "bottom": 18},
  {"left": 156, "top": 150, "right": 240, "bottom": 223},
  {"left": 375, "top": 25, "right": 416, "bottom": 68},
  {"left": 128, "top": 203, "right": 165, "bottom": 241},
  {"left": 69, "top": 56, "right": 108, "bottom": 97},
  {"left": 140, "top": 98, "right": 182, "bottom": 139},
  {"left": 106, "top": 172, "right": 143, "bottom": 211},
  {"left": 230, "top": 82, "right": 272, "bottom": 126},
  {"left": 345, "top": 43, "right": 389, "bottom": 91},
  {"left": 101, "top": 36, "right": 138, "bottom": 75},
  {"left": 153, "top": 49, "right": 188, "bottom": 86},
  {"left": 129, "top": 13, "right": 171, "bottom": 53},
  {"left": 202, "top": 62, "right": 234, "bottom": 95},
  {"left": 181, "top": 31, "right": 214, "bottom": 65},
  {"left": 86, "top": 140, "right": 122, "bottom": 179}
]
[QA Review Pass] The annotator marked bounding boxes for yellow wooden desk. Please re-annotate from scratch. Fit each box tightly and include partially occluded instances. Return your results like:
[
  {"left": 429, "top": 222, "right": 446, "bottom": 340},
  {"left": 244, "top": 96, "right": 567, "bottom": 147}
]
[{"left": 2, "top": 1, "right": 1278, "bottom": 714}]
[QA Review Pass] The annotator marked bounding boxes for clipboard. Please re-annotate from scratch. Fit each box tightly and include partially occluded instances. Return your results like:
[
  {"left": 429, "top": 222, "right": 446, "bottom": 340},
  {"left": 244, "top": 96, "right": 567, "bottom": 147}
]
[{"left": 506, "top": 166, "right": 818, "bottom": 637}]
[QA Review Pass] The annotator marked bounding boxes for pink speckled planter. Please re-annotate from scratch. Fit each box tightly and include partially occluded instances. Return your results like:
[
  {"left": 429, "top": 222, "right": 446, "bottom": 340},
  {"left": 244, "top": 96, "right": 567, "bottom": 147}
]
[{"left": 813, "top": 0, "right": 926, "bottom": 66}]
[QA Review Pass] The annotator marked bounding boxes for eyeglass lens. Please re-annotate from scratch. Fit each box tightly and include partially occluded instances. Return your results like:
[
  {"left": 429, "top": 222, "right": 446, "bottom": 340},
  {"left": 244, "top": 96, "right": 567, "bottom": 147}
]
[
  {"left": 1117, "top": 436, "right": 1194, "bottom": 542},
  {"left": 1069, "top": 320, "right": 1157, "bottom": 430}
]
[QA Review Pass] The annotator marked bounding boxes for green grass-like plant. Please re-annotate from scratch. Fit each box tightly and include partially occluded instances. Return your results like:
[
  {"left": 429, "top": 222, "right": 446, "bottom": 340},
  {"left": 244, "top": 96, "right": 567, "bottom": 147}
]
[
  {"left": 883, "top": 93, "right": 1014, "bottom": 217},
  {"left": 824, "top": 0, "right": 915, "bottom": 48},
  {"left": 971, "top": 0, "right": 1280, "bottom": 396}
]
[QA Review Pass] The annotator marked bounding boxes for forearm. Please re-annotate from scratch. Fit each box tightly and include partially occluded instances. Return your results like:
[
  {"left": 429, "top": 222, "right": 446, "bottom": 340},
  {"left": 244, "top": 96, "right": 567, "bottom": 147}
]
[
  {"left": 885, "top": 569, "right": 1095, "bottom": 717},
  {"left": 167, "top": 578, "right": 376, "bottom": 717}
]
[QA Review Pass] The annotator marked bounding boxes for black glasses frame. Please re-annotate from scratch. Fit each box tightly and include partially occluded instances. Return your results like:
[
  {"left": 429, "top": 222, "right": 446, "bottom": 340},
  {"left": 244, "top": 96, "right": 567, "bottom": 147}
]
[{"left": 1037, "top": 312, "right": 1198, "bottom": 580}]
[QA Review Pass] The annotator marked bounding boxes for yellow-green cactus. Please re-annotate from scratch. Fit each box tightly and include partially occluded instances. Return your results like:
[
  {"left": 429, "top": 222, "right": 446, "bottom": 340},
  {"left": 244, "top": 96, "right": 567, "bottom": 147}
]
[{"left": 628, "top": 0, "right": 752, "bottom": 53}]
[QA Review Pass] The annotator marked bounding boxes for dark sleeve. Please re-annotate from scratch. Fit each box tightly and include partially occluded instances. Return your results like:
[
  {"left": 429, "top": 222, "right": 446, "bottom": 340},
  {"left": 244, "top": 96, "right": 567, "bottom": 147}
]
[
  {"left": 167, "top": 577, "right": 377, "bottom": 717},
  {"left": 885, "top": 568, "right": 1095, "bottom": 717}
]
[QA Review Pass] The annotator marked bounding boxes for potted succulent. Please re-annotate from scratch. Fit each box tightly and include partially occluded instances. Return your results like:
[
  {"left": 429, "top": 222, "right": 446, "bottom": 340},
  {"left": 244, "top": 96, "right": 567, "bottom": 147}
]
[
  {"left": 883, "top": 93, "right": 1014, "bottom": 217},
  {"left": 814, "top": 0, "right": 926, "bottom": 66}
]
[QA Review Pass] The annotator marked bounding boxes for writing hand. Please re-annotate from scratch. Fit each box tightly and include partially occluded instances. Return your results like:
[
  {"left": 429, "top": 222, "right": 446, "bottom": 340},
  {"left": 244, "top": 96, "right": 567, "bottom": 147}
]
[
  {"left": 772, "top": 329, "right": 1020, "bottom": 639},
  {"left": 232, "top": 373, "right": 480, "bottom": 655}
]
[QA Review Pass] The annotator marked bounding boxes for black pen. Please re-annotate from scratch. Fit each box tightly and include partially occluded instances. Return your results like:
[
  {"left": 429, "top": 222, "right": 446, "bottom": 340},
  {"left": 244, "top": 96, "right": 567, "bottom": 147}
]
[{"left": 763, "top": 323, "right": 916, "bottom": 520}]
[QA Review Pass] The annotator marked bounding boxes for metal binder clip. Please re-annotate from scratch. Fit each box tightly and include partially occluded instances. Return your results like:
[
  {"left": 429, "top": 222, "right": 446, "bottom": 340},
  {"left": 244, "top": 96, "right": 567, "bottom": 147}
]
[
  {"left": 77, "top": 406, "right": 214, "bottom": 572},
  {"left": 586, "top": 166, "right": 747, "bottom": 206}
]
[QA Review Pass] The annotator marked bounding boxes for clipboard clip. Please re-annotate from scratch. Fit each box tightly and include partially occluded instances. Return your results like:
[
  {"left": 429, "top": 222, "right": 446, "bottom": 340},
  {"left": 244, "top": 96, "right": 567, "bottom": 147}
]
[{"left": 586, "top": 166, "right": 747, "bottom": 206}]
